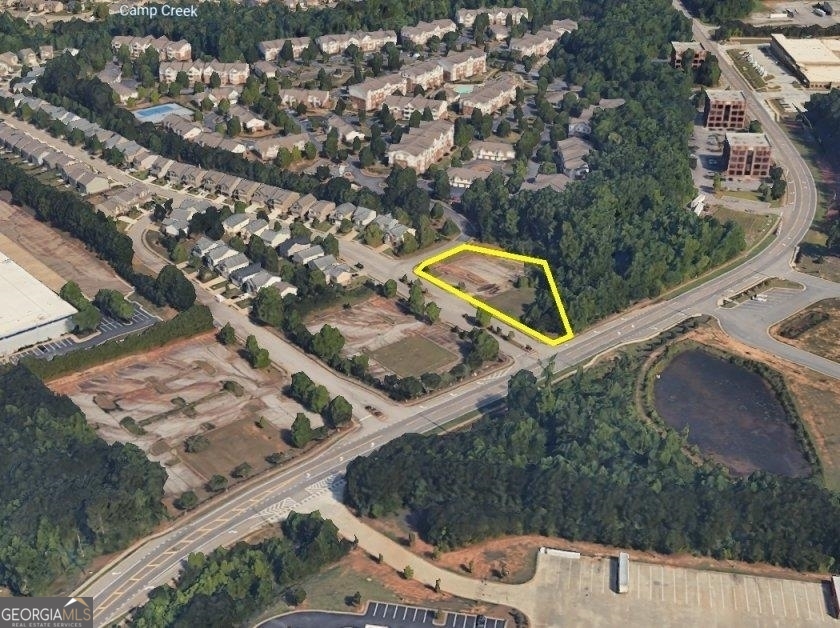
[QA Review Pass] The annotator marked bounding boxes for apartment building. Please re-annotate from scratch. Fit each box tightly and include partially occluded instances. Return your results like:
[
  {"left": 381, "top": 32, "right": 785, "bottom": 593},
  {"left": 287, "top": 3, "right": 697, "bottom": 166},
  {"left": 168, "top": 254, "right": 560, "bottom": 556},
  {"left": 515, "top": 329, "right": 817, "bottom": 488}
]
[
  {"left": 111, "top": 35, "right": 192, "bottom": 61},
  {"left": 386, "top": 119, "right": 454, "bottom": 172},
  {"left": 258, "top": 37, "right": 311, "bottom": 61},
  {"left": 159, "top": 60, "right": 250, "bottom": 85},
  {"left": 401, "top": 19, "right": 457, "bottom": 46},
  {"left": 317, "top": 30, "right": 397, "bottom": 55},
  {"left": 276, "top": 89, "right": 331, "bottom": 109},
  {"left": 455, "top": 6, "right": 529, "bottom": 27},
  {"left": 471, "top": 140, "right": 515, "bottom": 161},
  {"left": 703, "top": 89, "right": 747, "bottom": 130},
  {"left": 383, "top": 95, "right": 448, "bottom": 120},
  {"left": 509, "top": 30, "right": 559, "bottom": 58},
  {"left": 348, "top": 74, "right": 407, "bottom": 111},
  {"left": 670, "top": 41, "right": 708, "bottom": 69},
  {"left": 723, "top": 132, "right": 772, "bottom": 178},
  {"left": 459, "top": 77, "right": 517, "bottom": 115},
  {"left": 438, "top": 49, "right": 486, "bottom": 81},
  {"left": 400, "top": 60, "right": 445, "bottom": 91}
]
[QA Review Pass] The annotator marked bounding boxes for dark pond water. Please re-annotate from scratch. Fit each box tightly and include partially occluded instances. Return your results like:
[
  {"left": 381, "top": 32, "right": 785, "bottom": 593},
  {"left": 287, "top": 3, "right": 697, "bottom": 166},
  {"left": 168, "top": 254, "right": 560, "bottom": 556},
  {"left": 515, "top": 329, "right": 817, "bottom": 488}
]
[{"left": 653, "top": 349, "right": 810, "bottom": 478}]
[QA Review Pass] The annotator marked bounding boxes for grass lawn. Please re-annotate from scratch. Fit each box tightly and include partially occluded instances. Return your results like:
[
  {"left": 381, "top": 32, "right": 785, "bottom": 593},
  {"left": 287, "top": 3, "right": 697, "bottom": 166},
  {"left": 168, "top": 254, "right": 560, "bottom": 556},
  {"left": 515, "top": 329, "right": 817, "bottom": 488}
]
[
  {"left": 485, "top": 286, "right": 536, "bottom": 319},
  {"left": 709, "top": 206, "right": 776, "bottom": 248},
  {"left": 295, "top": 562, "right": 400, "bottom": 612},
  {"left": 727, "top": 49, "right": 769, "bottom": 90},
  {"left": 370, "top": 336, "right": 458, "bottom": 378},
  {"left": 720, "top": 189, "right": 781, "bottom": 208}
]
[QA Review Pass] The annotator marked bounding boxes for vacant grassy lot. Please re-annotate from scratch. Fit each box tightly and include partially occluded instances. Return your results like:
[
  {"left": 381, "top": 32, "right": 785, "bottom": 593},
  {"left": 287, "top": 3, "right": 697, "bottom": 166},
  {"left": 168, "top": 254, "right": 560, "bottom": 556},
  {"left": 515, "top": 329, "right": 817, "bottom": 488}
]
[
  {"left": 771, "top": 298, "right": 840, "bottom": 364},
  {"left": 485, "top": 285, "right": 536, "bottom": 319},
  {"left": 709, "top": 206, "right": 777, "bottom": 248},
  {"left": 369, "top": 335, "right": 458, "bottom": 378}
]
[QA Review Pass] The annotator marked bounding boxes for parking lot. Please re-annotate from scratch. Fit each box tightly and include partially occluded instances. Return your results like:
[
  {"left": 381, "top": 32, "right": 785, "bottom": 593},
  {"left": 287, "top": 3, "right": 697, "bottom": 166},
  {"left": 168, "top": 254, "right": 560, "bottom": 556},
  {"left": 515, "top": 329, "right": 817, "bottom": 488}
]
[
  {"left": 529, "top": 552, "right": 834, "bottom": 627},
  {"left": 9, "top": 303, "right": 158, "bottom": 363},
  {"left": 259, "top": 603, "right": 507, "bottom": 628},
  {"left": 366, "top": 602, "right": 505, "bottom": 628}
]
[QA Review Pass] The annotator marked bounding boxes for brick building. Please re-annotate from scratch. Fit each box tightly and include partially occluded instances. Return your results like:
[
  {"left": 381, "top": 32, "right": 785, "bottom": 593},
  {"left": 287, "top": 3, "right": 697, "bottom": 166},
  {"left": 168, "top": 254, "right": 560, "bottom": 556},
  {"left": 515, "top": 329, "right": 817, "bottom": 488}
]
[
  {"left": 703, "top": 89, "right": 747, "bottom": 130},
  {"left": 670, "top": 41, "right": 708, "bottom": 69},
  {"left": 401, "top": 60, "right": 445, "bottom": 92},
  {"left": 438, "top": 49, "right": 486, "bottom": 81},
  {"left": 723, "top": 132, "right": 772, "bottom": 178},
  {"left": 348, "top": 74, "right": 406, "bottom": 111}
]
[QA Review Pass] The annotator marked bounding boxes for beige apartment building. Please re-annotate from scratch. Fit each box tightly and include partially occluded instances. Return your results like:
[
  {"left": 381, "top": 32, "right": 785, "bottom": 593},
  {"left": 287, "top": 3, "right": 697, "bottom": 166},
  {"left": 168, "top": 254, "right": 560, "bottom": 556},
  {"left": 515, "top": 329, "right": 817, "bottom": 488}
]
[
  {"left": 509, "top": 30, "right": 559, "bottom": 58},
  {"left": 459, "top": 76, "right": 518, "bottom": 115},
  {"left": 383, "top": 95, "right": 448, "bottom": 120},
  {"left": 258, "top": 37, "right": 310, "bottom": 61},
  {"left": 455, "top": 6, "right": 529, "bottom": 27},
  {"left": 401, "top": 19, "right": 457, "bottom": 46},
  {"left": 349, "top": 74, "right": 407, "bottom": 111},
  {"left": 112, "top": 35, "right": 192, "bottom": 61},
  {"left": 438, "top": 49, "right": 487, "bottom": 81},
  {"left": 317, "top": 30, "right": 397, "bottom": 55},
  {"left": 276, "top": 89, "right": 332, "bottom": 109},
  {"left": 386, "top": 119, "right": 454, "bottom": 172},
  {"left": 401, "top": 60, "right": 445, "bottom": 91},
  {"left": 159, "top": 61, "right": 249, "bottom": 85}
]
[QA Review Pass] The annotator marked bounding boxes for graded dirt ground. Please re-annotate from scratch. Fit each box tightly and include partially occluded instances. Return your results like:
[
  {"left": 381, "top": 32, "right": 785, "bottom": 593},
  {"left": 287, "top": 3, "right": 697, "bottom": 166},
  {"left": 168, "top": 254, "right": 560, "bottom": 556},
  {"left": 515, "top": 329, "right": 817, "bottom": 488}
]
[
  {"left": 427, "top": 250, "right": 524, "bottom": 301},
  {"left": 251, "top": 546, "right": 517, "bottom": 623},
  {"left": 771, "top": 298, "right": 840, "bottom": 364},
  {"left": 0, "top": 197, "right": 130, "bottom": 296},
  {"left": 48, "top": 334, "right": 317, "bottom": 495},
  {"left": 305, "top": 295, "right": 464, "bottom": 379}
]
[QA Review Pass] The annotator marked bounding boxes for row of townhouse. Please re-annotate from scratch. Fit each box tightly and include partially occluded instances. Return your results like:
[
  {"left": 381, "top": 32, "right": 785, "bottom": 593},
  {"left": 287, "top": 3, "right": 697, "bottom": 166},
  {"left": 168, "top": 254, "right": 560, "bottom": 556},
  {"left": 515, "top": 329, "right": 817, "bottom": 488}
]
[
  {"left": 0, "top": 126, "right": 110, "bottom": 194},
  {"left": 350, "top": 50, "right": 486, "bottom": 111},
  {"left": 386, "top": 119, "right": 454, "bottom": 173},
  {"left": 448, "top": 166, "right": 492, "bottom": 189},
  {"left": 96, "top": 183, "right": 154, "bottom": 218},
  {"left": 0, "top": 46, "right": 54, "bottom": 75},
  {"left": 459, "top": 76, "right": 518, "bottom": 115},
  {"left": 400, "top": 19, "right": 457, "bottom": 46},
  {"left": 192, "top": 236, "right": 301, "bottom": 293},
  {"left": 317, "top": 30, "right": 397, "bottom": 55},
  {"left": 331, "top": 202, "right": 413, "bottom": 245},
  {"left": 161, "top": 114, "right": 249, "bottom": 155},
  {"left": 160, "top": 199, "right": 214, "bottom": 236},
  {"left": 455, "top": 6, "right": 529, "bottom": 27},
  {"left": 509, "top": 29, "right": 560, "bottom": 58},
  {"left": 159, "top": 60, "right": 250, "bottom": 85},
  {"left": 383, "top": 94, "right": 448, "bottom": 121},
  {"left": 326, "top": 116, "right": 365, "bottom": 144},
  {"left": 111, "top": 36, "right": 192, "bottom": 61},
  {"left": 3, "top": 0, "right": 64, "bottom": 12},
  {"left": 190, "top": 86, "right": 242, "bottom": 107},
  {"left": 556, "top": 136, "right": 592, "bottom": 179},
  {"left": 258, "top": 37, "right": 311, "bottom": 61},
  {"left": 249, "top": 134, "right": 309, "bottom": 160}
]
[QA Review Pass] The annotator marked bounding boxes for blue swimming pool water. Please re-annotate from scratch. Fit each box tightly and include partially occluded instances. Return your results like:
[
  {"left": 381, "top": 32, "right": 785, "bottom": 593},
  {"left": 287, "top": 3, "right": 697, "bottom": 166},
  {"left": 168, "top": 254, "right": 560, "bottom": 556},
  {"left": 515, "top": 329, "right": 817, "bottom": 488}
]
[{"left": 133, "top": 103, "right": 192, "bottom": 123}]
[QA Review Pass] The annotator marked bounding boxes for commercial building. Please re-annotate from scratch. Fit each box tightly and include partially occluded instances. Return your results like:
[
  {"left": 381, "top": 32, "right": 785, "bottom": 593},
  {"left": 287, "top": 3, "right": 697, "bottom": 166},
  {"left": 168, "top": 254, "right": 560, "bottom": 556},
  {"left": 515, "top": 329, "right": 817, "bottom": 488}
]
[
  {"left": 401, "top": 19, "right": 457, "bottom": 46},
  {"left": 670, "top": 41, "right": 708, "bottom": 69},
  {"left": 438, "top": 49, "right": 486, "bottom": 81},
  {"left": 348, "top": 74, "right": 407, "bottom": 111},
  {"left": 455, "top": 6, "right": 529, "bottom": 27},
  {"left": 386, "top": 119, "right": 454, "bottom": 172},
  {"left": 769, "top": 33, "right": 840, "bottom": 88},
  {"left": 0, "top": 250, "right": 77, "bottom": 356},
  {"left": 703, "top": 89, "right": 747, "bottom": 130},
  {"left": 723, "top": 132, "right": 772, "bottom": 178}
]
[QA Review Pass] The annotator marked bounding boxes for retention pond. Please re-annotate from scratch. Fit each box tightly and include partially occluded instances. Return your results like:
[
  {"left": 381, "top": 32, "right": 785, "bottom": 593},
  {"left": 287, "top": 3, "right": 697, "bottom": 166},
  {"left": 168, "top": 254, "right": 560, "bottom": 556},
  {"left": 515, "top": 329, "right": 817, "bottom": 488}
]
[{"left": 653, "top": 349, "right": 810, "bottom": 478}]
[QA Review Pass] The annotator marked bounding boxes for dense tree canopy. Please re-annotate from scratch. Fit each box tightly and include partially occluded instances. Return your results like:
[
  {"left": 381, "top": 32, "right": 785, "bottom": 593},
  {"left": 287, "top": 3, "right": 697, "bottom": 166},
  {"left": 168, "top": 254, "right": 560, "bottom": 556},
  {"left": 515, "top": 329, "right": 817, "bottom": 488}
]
[
  {"left": 0, "top": 366, "right": 166, "bottom": 595},
  {"left": 460, "top": 0, "right": 745, "bottom": 331},
  {"left": 345, "top": 326, "right": 840, "bottom": 573}
]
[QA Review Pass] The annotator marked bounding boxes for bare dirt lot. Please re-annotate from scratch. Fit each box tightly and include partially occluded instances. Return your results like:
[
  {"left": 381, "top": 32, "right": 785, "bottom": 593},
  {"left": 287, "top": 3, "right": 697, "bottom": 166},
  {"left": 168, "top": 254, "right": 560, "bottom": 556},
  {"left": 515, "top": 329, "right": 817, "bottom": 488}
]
[
  {"left": 0, "top": 196, "right": 130, "bottom": 296},
  {"left": 429, "top": 250, "right": 524, "bottom": 300},
  {"left": 48, "top": 334, "right": 318, "bottom": 496},
  {"left": 305, "top": 296, "right": 462, "bottom": 379}
]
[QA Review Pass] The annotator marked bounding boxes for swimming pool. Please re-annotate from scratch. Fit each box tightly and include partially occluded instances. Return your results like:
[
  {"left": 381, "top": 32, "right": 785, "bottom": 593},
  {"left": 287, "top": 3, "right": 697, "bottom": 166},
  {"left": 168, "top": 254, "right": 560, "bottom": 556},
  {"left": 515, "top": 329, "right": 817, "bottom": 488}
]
[
  {"left": 133, "top": 103, "right": 193, "bottom": 124},
  {"left": 453, "top": 85, "right": 476, "bottom": 94}
]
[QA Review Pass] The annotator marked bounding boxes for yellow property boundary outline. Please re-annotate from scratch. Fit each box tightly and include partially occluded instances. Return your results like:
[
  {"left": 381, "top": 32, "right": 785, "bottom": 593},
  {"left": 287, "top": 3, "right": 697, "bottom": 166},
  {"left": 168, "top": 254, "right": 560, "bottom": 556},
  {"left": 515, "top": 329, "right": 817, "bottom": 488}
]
[{"left": 413, "top": 243, "right": 575, "bottom": 347}]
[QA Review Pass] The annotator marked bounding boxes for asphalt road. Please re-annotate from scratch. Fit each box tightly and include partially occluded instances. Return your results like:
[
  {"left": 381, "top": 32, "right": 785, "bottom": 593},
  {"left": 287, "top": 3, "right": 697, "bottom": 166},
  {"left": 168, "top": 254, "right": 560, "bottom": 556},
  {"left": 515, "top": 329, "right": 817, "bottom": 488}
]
[
  {"left": 258, "top": 602, "right": 504, "bottom": 628},
  {"left": 45, "top": 9, "right": 840, "bottom": 621}
]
